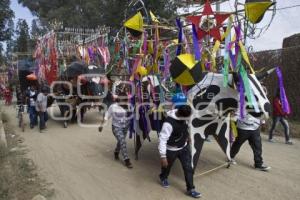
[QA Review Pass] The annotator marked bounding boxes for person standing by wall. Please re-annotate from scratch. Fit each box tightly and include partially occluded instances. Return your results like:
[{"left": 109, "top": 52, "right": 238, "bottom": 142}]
[{"left": 268, "top": 91, "right": 292, "bottom": 144}]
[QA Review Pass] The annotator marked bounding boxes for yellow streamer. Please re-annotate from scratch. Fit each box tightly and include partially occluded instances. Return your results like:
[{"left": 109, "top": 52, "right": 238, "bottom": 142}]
[
  {"left": 221, "top": 15, "right": 233, "bottom": 41},
  {"left": 239, "top": 41, "right": 255, "bottom": 74},
  {"left": 211, "top": 40, "right": 221, "bottom": 70},
  {"left": 231, "top": 120, "right": 238, "bottom": 138}
]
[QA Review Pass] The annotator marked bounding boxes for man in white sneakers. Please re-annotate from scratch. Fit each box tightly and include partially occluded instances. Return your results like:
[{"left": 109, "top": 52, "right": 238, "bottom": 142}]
[{"left": 231, "top": 109, "right": 271, "bottom": 171}]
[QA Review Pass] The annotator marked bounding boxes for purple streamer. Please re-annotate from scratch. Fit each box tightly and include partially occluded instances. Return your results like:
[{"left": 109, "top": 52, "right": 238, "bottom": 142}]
[
  {"left": 229, "top": 50, "right": 236, "bottom": 68},
  {"left": 153, "top": 27, "right": 158, "bottom": 60},
  {"left": 163, "top": 49, "right": 171, "bottom": 78},
  {"left": 276, "top": 67, "right": 291, "bottom": 114},
  {"left": 239, "top": 75, "right": 245, "bottom": 119},
  {"left": 143, "top": 31, "right": 148, "bottom": 55},
  {"left": 205, "top": 61, "right": 211, "bottom": 71},
  {"left": 137, "top": 80, "right": 149, "bottom": 134},
  {"left": 176, "top": 18, "right": 183, "bottom": 56},
  {"left": 235, "top": 25, "right": 242, "bottom": 41},
  {"left": 234, "top": 25, "right": 241, "bottom": 66},
  {"left": 88, "top": 47, "right": 94, "bottom": 61},
  {"left": 192, "top": 24, "right": 201, "bottom": 60}
]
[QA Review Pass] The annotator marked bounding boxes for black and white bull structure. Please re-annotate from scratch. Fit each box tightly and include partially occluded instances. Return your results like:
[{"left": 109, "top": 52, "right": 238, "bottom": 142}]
[
  {"left": 53, "top": 74, "right": 107, "bottom": 128},
  {"left": 188, "top": 72, "right": 272, "bottom": 168},
  {"left": 113, "top": 70, "right": 273, "bottom": 168}
]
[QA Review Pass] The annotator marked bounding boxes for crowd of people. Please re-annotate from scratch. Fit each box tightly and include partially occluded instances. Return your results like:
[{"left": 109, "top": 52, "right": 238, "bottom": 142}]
[
  {"left": 98, "top": 90, "right": 293, "bottom": 198},
  {"left": 2, "top": 82, "right": 293, "bottom": 198},
  {"left": 15, "top": 85, "right": 49, "bottom": 133}
]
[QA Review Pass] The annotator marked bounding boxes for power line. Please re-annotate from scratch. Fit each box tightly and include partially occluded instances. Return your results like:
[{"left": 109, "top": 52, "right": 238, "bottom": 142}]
[{"left": 276, "top": 5, "right": 300, "bottom": 11}]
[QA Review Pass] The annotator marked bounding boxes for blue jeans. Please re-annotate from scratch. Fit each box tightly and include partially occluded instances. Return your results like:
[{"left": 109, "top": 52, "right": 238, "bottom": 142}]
[
  {"left": 28, "top": 106, "right": 37, "bottom": 126},
  {"left": 39, "top": 111, "right": 48, "bottom": 130}
]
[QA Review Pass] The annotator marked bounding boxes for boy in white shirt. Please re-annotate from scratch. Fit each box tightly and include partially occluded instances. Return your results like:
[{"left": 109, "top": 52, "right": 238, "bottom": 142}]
[{"left": 99, "top": 92, "right": 133, "bottom": 168}]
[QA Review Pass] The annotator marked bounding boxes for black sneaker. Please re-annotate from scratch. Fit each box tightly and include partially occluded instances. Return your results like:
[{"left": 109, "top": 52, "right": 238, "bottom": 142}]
[
  {"left": 124, "top": 159, "right": 133, "bottom": 169},
  {"left": 160, "top": 178, "right": 169, "bottom": 188},
  {"left": 186, "top": 189, "right": 202, "bottom": 198},
  {"left": 114, "top": 152, "right": 119, "bottom": 160},
  {"left": 255, "top": 164, "right": 271, "bottom": 171}
]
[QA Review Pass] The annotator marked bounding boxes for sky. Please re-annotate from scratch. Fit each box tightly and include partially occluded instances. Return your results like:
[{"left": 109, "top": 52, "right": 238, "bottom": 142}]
[
  {"left": 9, "top": 0, "right": 300, "bottom": 52},
  {"left": 11, "top": 0, "right": 36, "bottom": 27}
]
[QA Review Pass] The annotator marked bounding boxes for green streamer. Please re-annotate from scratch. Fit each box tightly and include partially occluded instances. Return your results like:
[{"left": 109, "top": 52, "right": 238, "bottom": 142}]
[
  {"left": 236, "top": 52, "right": 242, "bottom": 72},
  {"left": 223, "top": 58, "right": 229, "bottom": 87},
  {"left": 132, "top": 40, "right": 142, "bottom": 55},
  {"left": 240, "top": 65, "right": 253, "bottom": 107}
]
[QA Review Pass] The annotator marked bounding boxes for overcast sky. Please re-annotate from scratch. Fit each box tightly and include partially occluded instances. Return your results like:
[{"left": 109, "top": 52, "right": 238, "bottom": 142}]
[{"left": 9, "top": 0, "right": 300, "bottom": 52}]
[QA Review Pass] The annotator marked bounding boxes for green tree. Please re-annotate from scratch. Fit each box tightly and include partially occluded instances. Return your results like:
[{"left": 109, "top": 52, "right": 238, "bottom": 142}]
[
  {"left": 29, "top": 19, "right": 47, "bottom": 50},
  {"left": 15, "top": 19, "right": 30, "bottom": 53},
  {"left": 0, "top": 43, "right": 4, "bottom": 66},
  {"left": 31, "top": 19, "right": 46, "bottom": 39},
  {"left": 18, "top": 0, "right": 103, "bottom": 28},
  {"left": 18, "top": 0, "right": 179, "bottom": 29},
  {"left": 0, "top": 0, "right": 14, "bottom": 41},
  {"left": 5, "top": 18, "right": 15, "bottom": 61}
]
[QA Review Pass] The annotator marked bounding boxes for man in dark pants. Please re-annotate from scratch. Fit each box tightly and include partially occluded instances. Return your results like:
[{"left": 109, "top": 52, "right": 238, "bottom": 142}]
[
  {"left": 230, "top": 111, "right": 271, "bottom": 171},
  {"left": 158, "top": 104, "right": 201, "bottom": 198}
]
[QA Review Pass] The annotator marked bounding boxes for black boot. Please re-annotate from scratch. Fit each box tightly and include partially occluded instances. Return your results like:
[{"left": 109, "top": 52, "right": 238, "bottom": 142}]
[
  {"left": 114, "top": 152, "right": 119, "bottom": 160},
  {"left": 124, "top": 159, "right": 133, "bottom": 169}
]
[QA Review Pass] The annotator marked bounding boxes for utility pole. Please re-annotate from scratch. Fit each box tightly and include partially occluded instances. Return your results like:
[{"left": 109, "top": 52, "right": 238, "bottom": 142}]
[{"left": 216, "top": 0, "right": 220, "bottom": 13}]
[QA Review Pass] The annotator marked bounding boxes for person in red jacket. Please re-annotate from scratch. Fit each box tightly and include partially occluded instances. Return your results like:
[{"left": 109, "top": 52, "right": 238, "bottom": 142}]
[{"left": 269, "top": 91, "right": 292, "bottom": 144}]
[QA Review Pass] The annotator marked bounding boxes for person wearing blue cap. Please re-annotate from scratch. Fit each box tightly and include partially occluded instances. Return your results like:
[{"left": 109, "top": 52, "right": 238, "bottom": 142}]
[{"left": 158, "top": 93, "right": 201, "bottom": 198}]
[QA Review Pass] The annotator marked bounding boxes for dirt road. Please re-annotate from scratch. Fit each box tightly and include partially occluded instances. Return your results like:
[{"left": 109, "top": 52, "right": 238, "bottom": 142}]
[{"left": 6, "top": 105, "right": 300, "bottom": 200}]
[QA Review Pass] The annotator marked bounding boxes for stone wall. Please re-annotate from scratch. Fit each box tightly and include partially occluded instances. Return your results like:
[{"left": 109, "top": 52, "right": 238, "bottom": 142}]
[
  {"left": 250, "top": 33, "right": 300, "bottom": 120},
  {"left": 281, "top": 34, "right": 300, "bottom": 120}
]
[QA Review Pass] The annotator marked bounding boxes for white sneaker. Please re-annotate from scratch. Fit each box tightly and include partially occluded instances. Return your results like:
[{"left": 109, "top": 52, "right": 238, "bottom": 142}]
[
  {"left": 286, "top": 140, "right": 293, "bottom": 145},
  {"left": 255, "top": 164, "right": 271, "bottom": 171},
  {"left": 228, "top": 159, "right": 237, "bottom": 165}
]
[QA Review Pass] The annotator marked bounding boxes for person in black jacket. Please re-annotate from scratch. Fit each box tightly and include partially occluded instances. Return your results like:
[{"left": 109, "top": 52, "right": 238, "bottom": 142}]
[{"left": 158, "top": 104, "right": 201, "bottom": 198}]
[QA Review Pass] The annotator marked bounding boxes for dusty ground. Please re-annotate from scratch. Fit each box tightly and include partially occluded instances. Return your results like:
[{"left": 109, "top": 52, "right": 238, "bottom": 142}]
[
  {"left": 3, "top": 105, "right": 300, "bottom": 200},
  {"left": 0, "top": 108, "right": 53, "bottom": 200}
]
